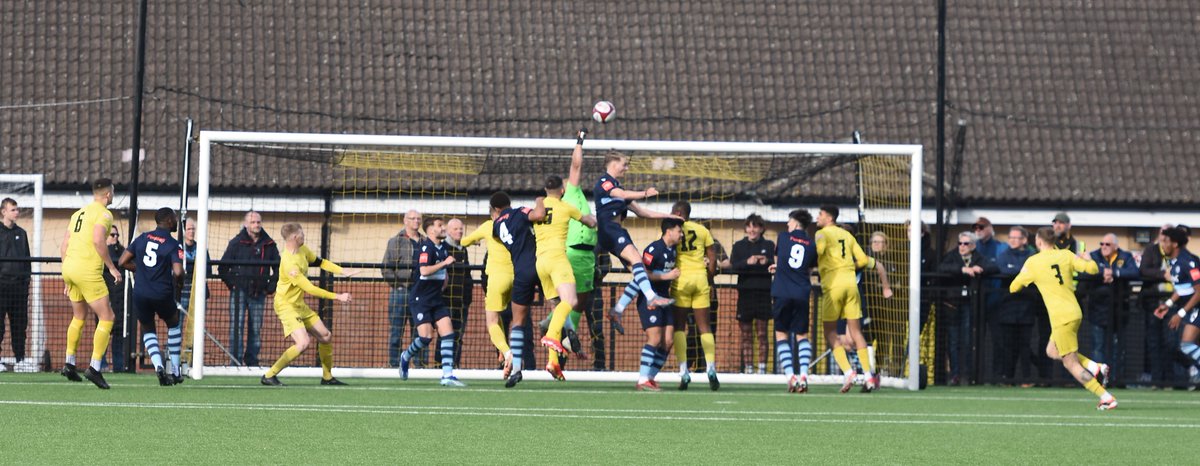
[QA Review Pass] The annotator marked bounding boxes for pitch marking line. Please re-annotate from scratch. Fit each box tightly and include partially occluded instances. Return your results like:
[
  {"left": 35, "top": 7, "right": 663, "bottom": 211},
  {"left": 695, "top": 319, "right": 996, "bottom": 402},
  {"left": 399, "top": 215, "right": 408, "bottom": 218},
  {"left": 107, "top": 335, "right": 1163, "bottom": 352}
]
[{"left": 0, "top": 399, "right": 1195, "bottom": 428}]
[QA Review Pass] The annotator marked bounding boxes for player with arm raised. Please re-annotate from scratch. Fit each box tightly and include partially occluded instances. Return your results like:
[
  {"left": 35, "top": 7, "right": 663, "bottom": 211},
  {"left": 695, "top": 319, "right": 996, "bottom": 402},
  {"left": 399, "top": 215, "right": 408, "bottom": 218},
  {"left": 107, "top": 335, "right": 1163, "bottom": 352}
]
[
  {"left": 491, "top": 192, "right": 547, "bottom": 388},
  {"left": 118, "top": 208, "right": 185, "bottom": 386},
  {"left": 635, "top": 219, "right": 684, "bottom": 391},
  {"left": 1152, "top": 227, "right": 1200, "bottom": 391},
  {"left": 1011, "top": 227, "right": 1115, "bottom": 410},
  {"left": 598, "top": 151, "right": 676, "bottom": 329},
  {"left": 398, "top": 217, "right": 467, "bottom": 387},
  {"left": 461, "top": 217, "right": 517, "bottom": 377},
  {"left": 260, "top": 223, "right": 356, "bottom": 387},
  {"left": 58, "top": 178, "right": 121, "bottom": 389},
  {"left": 815, "top": 205, "right": 882, "bottom": 393},
  {"left": 768, "top": 209, "right": 818, "bottom": 393},
  {"left": 533, "top": 170, "right": 598, "bottom": 379},
  {"left": 556, "top": 127, "right": 600, "bottom": 358}
]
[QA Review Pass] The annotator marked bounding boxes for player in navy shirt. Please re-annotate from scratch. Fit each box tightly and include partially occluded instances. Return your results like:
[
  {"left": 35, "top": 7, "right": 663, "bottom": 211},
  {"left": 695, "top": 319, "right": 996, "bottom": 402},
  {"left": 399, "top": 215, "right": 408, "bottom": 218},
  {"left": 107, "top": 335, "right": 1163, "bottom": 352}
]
[
  {"left": 1153, "top": 227, "right": 1200, "bottom": 376},
  {"left": 398, "top": 216, "right": 467, "bottom": 387},
  {"left": 768, "top": 209, "right": 817, "bottom": 393},
  {"left": 634, "top": 218, "right": 684, "bottom": 391},
  {"left": 594, "top": 152, "right": 676, "bottom": 312},
  {"left": 118, "top": 208, "right": 184, "bottom": 385},
  {"left": 489, "top": 191, "right": 547, "bottom": 387}
]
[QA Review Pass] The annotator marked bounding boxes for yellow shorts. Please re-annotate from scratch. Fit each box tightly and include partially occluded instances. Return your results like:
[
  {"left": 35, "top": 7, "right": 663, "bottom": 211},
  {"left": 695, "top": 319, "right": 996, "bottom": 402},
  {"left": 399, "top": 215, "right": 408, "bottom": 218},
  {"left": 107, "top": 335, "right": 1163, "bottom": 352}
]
[
  {"left": 536, "top": 254, "right": 575, "bottom": 302},
  {"left": 819, "top": 284, "right": 862, "bottom": 322},
  {"left": 1050, "top": 319, "right": 1080, "bottom": 356},
  {"left": 485, "top": 272, "right": 514, "bottom": 312},
  {"left": 276, "top": 304, "right": 320, "bottom": 337},
  {"left": 671, "top": 272, "right": 711, "bottom": 309},
  {"left": 62, "top": 267, "right": 109, "bottom": 303}
]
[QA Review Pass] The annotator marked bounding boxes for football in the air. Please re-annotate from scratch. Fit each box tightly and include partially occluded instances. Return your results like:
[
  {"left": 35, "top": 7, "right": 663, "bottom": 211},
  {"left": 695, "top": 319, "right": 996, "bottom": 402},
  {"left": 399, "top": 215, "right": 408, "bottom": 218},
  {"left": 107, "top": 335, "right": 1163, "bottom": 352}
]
[{"left": 592, "top": 101, "right": 616, "bottom": 124}]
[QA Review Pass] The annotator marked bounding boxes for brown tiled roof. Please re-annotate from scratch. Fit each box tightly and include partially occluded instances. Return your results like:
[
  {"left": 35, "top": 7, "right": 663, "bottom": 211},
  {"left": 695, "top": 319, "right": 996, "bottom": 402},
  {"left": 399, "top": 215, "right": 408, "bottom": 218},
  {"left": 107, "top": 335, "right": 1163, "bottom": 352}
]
[{"left": 2, "top": 1, "right": 1197, "bottom": 206}]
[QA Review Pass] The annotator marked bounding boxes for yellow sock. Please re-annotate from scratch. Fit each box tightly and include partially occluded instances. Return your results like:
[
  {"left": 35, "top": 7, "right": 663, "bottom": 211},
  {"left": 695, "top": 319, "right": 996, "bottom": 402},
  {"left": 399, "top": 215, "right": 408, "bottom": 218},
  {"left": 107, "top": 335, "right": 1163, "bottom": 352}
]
[
  {"left": 547, "top": 301, "right": 572, "bottom": 341},
  {"left": 65, "top": 317, "right": 85, "bottom": 359},
  {"left": 1083, "top": 378, "right": 1106, "bottom": 397},
  {"left": 700, "top": 333, "right": 716, "bottom": 368},
  {"left": 487, "top": 323, "right": 510, "bottom": 353},
  {"left": 856, "top": 348, "right": 873, "bottom": 375},
  {"left": 833, "top": 347, "right": 853, "bottom": 374},
  {"left": 673, "top": 331, "right": 688, "bottom": 369},
  {"left": 90, "top": 320, "right": 113, "bottom": 365},
  {"left": 318, "top": 343, "right": 333, "bottom": 380},
  {"left": 1076, "top": 354, "right": 1099, "bottom": 373},
  {"left": 265, "top": 345, "right": 302, "bottom": 378}
]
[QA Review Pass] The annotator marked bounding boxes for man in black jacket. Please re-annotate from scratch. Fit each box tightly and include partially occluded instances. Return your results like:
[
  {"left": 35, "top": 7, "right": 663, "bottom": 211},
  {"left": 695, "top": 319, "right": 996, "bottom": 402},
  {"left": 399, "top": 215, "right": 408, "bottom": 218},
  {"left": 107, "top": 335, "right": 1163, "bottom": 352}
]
[
  {"left": 0, "top": 198, "right": 34, "bottom": 372},
  {"left": 217, "top": 211, "right": 279, "bottom": 366},
  {"left": 938, "top": 231, "right": 998, "bottom": 385},
  {"left": 730, "top": 214, "right": 774, "bottom": 374},
  {"left": 991, "top": 226, "right": 1038, "bottom": 383}
]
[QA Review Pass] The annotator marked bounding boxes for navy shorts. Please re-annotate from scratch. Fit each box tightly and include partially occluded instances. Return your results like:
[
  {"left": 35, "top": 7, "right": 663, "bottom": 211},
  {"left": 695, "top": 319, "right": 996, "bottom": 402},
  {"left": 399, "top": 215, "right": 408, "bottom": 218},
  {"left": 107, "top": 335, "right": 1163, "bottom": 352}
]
[
  {"left": 133, "top": 294, "right": 180, "bottom": 328},
  {"left": 411, "top": 301, "right": 451, "bottom": 326},
  {"left": 772, "top": 295, "right": 810, "bottom": 334},
  {"left": 511, "top": 266, "right": 539, "bottom": 307},
  {"left": 596, "top": 220, "right": 634, "bottom": 256},
  {"left": 637, "top": 297, "right": 675, "bottom": 330},
  {"left": 1185, "top": 309, "right": 1200, "bottom": 328}
]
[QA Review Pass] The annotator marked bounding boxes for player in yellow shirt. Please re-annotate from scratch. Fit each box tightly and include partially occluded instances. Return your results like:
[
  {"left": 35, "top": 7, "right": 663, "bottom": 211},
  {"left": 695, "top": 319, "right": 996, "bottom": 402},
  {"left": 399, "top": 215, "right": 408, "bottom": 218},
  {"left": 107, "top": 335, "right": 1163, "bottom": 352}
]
[
  {"left": 58, "top": 178, "right": 121, "bottom": 389},
  {"left": 461, "top": 218, "right": 517, "bottom": 377},
  {"left": 533, "top": 175, "right": 597, "bottom": 380},
  {"left": 815, "top": 205, "right": 882, "bottom": 392},
  {"left": 260, "top": 223, "right": 356, "bottom": 386},
  {"left": 1011, "top": 227, "right": 1116, "bottom": 410},
  {"left": 669, "top": 201, "right": 719, "bottom": 390}
]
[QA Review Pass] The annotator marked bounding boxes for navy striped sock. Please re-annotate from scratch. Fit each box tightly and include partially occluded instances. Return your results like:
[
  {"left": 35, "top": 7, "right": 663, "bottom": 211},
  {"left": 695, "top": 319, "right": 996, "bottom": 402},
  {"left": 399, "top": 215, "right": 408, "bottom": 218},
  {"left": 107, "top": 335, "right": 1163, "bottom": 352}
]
[
  {"left": 776, "top": 339, "right": 794, "bottom": 377},
  {"left": 1183, "top": 342, "right": 1200, "bottom": 370},
  {"left": 614, "top": 283, "right": 639, "bottom": 314},
  {"left": 167, "top": 323, "right": 183, "bottom": 374},
  {"left": 649, "top": 347, "right": 669, "bottom": 378},
  {"left": 511, "top": 327, "right": 525, "bottom": 373},
  {"left": 638, "top": 345, "right": 655, "bottom": 381},
  {"left": 403, "top": 336, "right": 431, "bottom": 362},
  {"left": 630, "top": 263, "right": 657, "bottom": 300},
  {"left": 142, "top": 332, "right": 163, "bottom": 370},
  {"left": 796, "top": 338, "right": 813, "bottom": 376},
  {"left": 440, "top": 333, "right": 455, "bottom": 377}
]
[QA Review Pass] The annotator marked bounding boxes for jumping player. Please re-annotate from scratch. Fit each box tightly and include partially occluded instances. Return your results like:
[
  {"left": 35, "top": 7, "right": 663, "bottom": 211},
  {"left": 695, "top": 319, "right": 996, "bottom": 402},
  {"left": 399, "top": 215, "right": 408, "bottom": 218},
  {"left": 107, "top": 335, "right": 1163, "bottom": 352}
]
[
  {"left": 59, "top": 178, "right": 121, "bottom": 389},
  {"left": 118, "top": 208, "right": 185, "bottom": 386},
  {"left": 1012, "top": 227, "right": 1116, "bottom": 410},
  {"left": 635, "top": 219, "right": 684, "bottom": 391},
  {"left": 533, "top": 174, "right": 597, "bottom": 380},
  {"left": 767, "top": 209, "right": 817, "bottom": 393},
  {"left": 597, "top": 151, "right": 676, "bottom": 330},
  {"left": 399, "top": 217, "right": 467, "bottom": 387},
  {"left": 260, "top": 223, "right": 355, "bottom": 386},
  {"left": 491, "top": 192, "right": 547, "bottom": 387}
]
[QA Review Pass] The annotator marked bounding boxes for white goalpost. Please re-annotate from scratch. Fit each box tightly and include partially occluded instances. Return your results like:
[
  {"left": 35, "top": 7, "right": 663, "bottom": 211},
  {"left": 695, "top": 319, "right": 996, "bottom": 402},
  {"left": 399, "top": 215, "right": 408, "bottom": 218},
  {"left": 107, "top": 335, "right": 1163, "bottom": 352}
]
[
  {"left": 192, "top": 131, "right": 923, "bottom": 390},
  {"left": 0, "top": 174, "right": 44, "bottom": 370}
]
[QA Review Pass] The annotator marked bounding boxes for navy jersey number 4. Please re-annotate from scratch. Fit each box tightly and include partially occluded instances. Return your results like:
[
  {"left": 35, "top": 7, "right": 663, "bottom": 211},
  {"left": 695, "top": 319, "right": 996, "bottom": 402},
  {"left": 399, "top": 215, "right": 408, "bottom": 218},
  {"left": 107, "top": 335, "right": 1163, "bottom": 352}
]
[
  {"left": 494, "top": 207, "right": 536, "bottom": 268},
  {"left": 772, "top": 229, "right": 815, "bottom": 298}
]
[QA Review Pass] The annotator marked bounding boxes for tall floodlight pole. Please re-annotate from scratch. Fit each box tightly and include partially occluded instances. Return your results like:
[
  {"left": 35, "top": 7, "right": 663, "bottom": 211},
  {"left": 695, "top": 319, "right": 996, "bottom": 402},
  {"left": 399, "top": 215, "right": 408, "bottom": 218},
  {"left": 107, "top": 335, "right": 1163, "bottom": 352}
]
[
  {"left": 128, "top": 0, "right": 149, "bottom": 237},
  {"left": 935, "top": 0, "right": 947, "bottom": 251}
]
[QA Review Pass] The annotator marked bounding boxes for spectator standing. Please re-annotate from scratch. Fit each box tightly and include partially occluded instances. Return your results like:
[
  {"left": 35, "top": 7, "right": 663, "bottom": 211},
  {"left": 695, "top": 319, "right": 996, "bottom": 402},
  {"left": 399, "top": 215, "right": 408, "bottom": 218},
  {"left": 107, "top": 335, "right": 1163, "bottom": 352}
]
[
  {"left": 0, "top": 198, "right": 34, "bottom": 372},
  {"left": 938, "top": 231, "right": 998, "bottom": 385},
  {"left": 101, "top": 224, "right": 129, "bottom": 372},
  {"left": 972, "top": 217, "right": 1008, "bottom": 314},
  {"left": 1078, "top": 234, "right": 1138, "bottom": 365},
  {"left": 382, "top": 210, "right": 422, "bottom": 367},
  {"left": 1051, "top": 212, "right": 1085, "bottom": 253},
  {"left": 179, "top": 217, "right": 209, "bottom": 311},
  {"left": 730, "top": 214, "right": 775, "bottom": 374},
  {"left": 443, "top": 218, "right": 474, "bottom": 367},
  {"left": 217, "top": 211, "right": 278, "bottom": 366},
  {"left": 991, "top": 226, "right": 1038, "bottom": 383}
]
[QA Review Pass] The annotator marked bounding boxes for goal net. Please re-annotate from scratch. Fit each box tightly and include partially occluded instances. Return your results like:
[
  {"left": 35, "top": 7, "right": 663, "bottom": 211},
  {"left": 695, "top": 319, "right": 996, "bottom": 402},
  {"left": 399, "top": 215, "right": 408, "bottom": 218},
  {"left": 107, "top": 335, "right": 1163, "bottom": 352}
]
[
  {"left": 191, "top": 131, "right": 922, "bottom": 390},
  {"left": 0, "top": 175, "right": 45, "bottom": 370}
]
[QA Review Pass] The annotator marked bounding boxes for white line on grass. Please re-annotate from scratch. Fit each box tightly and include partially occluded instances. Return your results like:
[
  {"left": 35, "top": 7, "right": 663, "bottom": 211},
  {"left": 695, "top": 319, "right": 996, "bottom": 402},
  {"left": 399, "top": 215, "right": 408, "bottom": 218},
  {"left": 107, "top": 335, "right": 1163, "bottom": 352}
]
[{"left": 0, "top": 399, "right": 1195, "bottom": 429}]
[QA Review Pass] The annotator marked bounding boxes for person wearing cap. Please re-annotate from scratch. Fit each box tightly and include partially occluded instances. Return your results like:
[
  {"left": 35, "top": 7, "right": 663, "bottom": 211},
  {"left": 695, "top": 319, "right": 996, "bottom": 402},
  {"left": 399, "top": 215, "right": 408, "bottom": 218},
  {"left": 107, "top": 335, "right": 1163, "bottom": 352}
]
[
  {"left": 1079, "top": 233, "right": 1138, "bottom": 365},
  {"left": 973, "top": 217, "right": 1008, "bottom": 341},
  {"left": 1051, "top": 212, "right": 1085, "bottom": 254}
]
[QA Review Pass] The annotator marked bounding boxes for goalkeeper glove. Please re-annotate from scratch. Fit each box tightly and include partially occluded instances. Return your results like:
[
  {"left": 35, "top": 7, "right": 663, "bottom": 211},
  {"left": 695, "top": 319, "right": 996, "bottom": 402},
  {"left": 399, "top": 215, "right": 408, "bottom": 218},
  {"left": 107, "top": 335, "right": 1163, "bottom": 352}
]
[{"left": 577, "top": 127, "right": 588, "bottom": 145}]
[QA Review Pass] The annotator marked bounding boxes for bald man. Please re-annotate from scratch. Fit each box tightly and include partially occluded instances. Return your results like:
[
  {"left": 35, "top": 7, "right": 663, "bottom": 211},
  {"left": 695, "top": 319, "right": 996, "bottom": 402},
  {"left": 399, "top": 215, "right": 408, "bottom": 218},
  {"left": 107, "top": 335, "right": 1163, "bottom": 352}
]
[
  {"left": 383, "top": 209, "right": 424, "bottom": 367},
  {"left": 216, "top": 211, "right": 279, "bottom": 367},
  {"left": 1081, "top": 233, "right": 1138, "bottom": 364},
  {"left": 443, "top": 218, "right": 474, "bottom": 367}
]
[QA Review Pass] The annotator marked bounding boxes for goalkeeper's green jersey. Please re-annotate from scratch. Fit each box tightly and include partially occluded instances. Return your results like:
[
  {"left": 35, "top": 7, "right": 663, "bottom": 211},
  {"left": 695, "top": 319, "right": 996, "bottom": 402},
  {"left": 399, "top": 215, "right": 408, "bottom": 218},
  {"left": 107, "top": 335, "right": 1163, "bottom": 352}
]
[{"left": 564, "top": 182, "right": 596, "bottom": 249}]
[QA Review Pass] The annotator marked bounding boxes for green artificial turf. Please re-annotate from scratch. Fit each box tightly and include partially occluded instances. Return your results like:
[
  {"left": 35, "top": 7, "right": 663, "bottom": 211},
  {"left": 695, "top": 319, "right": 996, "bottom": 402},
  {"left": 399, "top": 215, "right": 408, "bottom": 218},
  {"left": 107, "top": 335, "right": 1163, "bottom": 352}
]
[{"left": 0, "top": 373, "right": 1194, "bottom": 464}]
